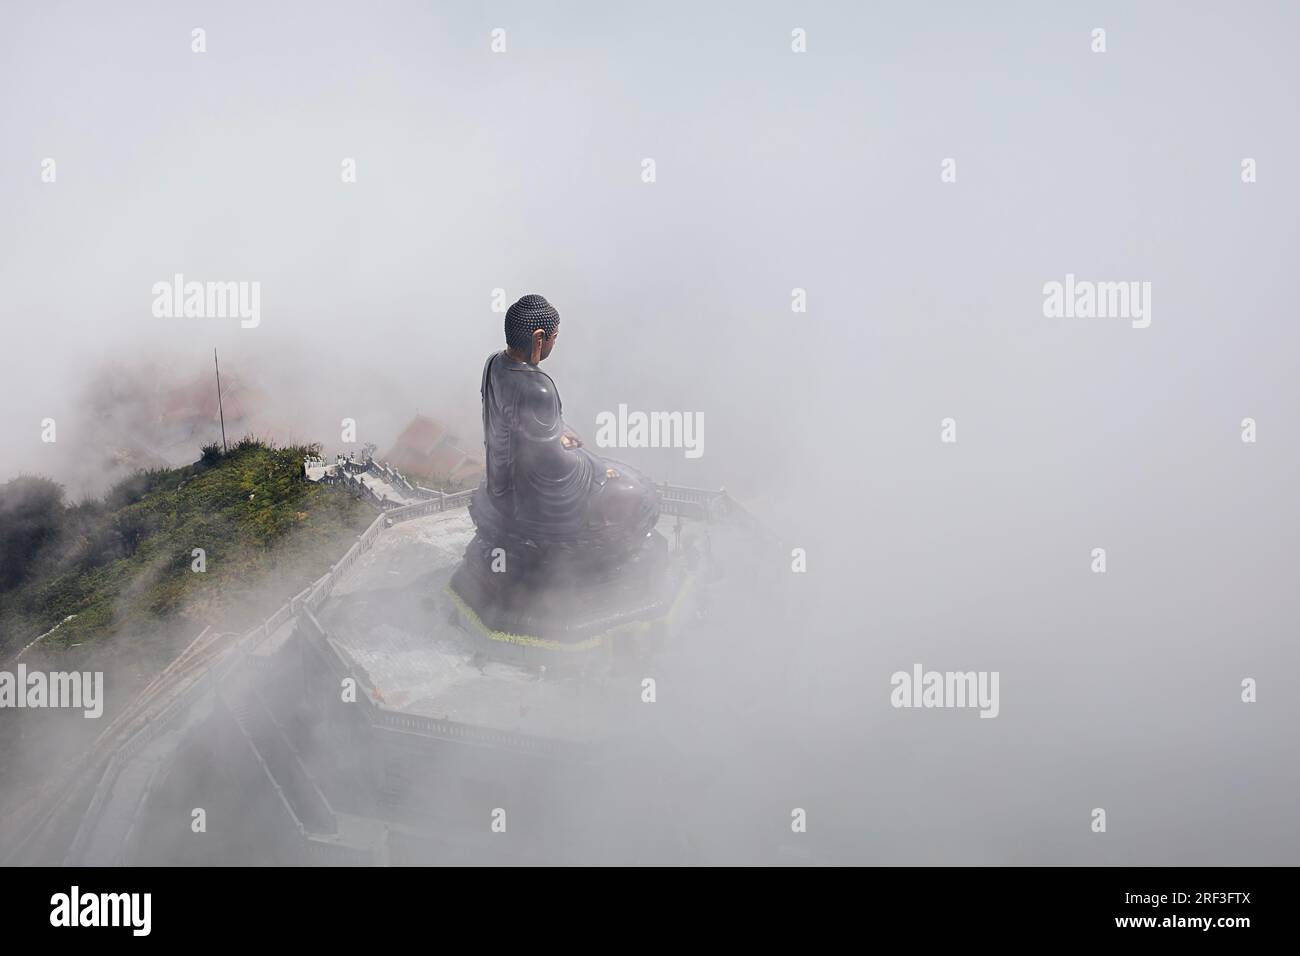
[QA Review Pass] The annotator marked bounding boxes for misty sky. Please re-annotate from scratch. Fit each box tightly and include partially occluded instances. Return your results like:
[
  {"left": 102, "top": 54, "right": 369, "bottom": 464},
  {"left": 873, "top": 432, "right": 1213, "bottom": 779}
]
[{"left": 2, "top": 1, "right": 1298, "bottom": 862}]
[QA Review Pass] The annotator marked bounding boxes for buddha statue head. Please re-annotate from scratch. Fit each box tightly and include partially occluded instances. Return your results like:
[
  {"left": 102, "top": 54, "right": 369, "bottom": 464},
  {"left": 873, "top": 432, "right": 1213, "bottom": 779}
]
[{"left": 504, "top": 294, "right": 561, "bottom": 366}]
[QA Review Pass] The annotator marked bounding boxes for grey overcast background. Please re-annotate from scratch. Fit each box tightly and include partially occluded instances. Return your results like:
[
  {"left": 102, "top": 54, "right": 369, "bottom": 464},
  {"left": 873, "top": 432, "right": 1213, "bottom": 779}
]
[{"left": 2, "top": 0, "right": 1298, "bottom": 863}]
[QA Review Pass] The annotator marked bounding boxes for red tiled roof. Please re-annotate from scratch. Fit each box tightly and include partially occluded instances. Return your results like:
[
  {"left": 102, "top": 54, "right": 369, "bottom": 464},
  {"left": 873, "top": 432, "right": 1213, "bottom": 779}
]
[
  {"left": 383, "top": 414, "right": 482, "bottom": 482},
  {"left": 423, "top": 443, "right": 467, "bottom": 475},
  {"left": 391, "top": 415, "right": 446, "bottom": 452}
]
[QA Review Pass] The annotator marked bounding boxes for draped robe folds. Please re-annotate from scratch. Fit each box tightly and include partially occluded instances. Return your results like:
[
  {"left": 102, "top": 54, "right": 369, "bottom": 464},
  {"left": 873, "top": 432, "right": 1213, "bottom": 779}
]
[{"left": 480, "top": 351, "right": 601, "bottom": 537}]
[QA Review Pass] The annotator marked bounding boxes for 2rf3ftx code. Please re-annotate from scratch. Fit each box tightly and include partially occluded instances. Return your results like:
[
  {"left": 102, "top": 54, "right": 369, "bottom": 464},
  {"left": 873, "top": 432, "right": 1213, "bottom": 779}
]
[{"left": 1126, "top": 892, "right": 1251, "bottom": 908}]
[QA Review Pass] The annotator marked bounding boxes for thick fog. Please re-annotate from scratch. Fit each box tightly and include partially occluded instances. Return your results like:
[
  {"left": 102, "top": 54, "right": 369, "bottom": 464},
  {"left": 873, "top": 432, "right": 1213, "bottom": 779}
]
[{"left": 2, "top": 1, "right": 1298, "bottom": 863}]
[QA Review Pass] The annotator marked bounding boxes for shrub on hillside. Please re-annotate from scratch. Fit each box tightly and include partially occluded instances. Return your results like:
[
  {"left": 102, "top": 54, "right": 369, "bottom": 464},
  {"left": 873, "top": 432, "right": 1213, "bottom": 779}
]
[{"left": 0, "top": 475, "right": 66, "bottom": 591}]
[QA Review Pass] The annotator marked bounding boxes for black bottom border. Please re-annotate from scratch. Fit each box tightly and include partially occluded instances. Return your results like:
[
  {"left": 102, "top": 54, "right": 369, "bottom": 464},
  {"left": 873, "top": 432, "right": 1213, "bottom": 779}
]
[{"left": 4, "top": 865, "right": 1285, "bottom": 941}]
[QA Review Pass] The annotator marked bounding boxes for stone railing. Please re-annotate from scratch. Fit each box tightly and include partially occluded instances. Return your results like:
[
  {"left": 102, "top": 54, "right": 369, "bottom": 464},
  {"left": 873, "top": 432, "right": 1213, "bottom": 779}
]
[
  {"left": 64, "top": 659, "right": 222, "bottom": 863},
  {"left": 307, "top": 452, "right": 471, "bottom": 509},
  {"left": 383, "top": 488, "right": 474, "bottom": 522}
]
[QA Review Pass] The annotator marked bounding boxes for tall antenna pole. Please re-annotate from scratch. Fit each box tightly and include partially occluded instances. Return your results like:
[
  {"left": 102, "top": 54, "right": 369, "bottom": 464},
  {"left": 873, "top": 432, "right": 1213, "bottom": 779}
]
[{"left": 214, "top": 348, "right": 228, "bottom": 454}]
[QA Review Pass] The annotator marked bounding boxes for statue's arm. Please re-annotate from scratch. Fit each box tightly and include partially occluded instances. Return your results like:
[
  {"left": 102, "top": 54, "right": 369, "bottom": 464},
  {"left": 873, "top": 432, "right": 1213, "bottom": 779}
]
[{"left": 517, "top": 378, "right": 585, "bottom": 477}]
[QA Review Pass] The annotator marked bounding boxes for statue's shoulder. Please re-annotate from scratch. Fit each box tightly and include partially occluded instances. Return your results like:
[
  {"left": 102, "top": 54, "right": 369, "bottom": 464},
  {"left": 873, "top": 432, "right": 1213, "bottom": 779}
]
[
  {"left": 488, "top": 352, "right": 559, "bottom": 408},
  {"left": 515, "top": 366, "right": 559, "bottom": 404}
]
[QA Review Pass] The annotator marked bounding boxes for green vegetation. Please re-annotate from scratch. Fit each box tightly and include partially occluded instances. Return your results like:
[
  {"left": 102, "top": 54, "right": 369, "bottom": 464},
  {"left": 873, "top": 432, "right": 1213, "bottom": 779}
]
[{"left": 0, "top": 437, "right": 374, "bottom": 662}]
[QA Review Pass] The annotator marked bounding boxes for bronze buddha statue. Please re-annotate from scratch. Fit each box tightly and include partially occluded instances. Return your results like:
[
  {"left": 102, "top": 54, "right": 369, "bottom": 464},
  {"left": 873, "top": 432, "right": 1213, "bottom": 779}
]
[{"left": 467, "top": 294, "right": 660, "bottom": 578}]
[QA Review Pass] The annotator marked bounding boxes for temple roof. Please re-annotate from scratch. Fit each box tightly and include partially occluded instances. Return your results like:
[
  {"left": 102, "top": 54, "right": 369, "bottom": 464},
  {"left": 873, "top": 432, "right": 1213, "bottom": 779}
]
[{"left": 383, "top": 414, "right": 483, "bottom": 486}]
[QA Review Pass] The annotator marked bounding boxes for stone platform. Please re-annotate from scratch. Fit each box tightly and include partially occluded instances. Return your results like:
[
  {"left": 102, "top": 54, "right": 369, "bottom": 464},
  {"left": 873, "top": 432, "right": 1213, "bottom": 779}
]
[
  {"left": 446, "top": 527, "right": 691, "bottom": 662},
  {"left": 316, "top": 509, "right": 700, "bottom": 740}
]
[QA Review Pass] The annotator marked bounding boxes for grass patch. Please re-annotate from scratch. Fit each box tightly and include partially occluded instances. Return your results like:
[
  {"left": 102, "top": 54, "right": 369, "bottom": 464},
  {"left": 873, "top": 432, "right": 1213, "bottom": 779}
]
[{"left": 0, "top": 437, "right": 374, "bottom": 659}]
